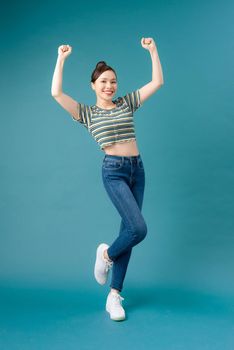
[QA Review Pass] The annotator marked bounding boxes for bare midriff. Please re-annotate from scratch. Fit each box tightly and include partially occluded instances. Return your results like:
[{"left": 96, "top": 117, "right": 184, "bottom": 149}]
[{"left": 103, "top": 139, "right": 140, "bottom": 156}]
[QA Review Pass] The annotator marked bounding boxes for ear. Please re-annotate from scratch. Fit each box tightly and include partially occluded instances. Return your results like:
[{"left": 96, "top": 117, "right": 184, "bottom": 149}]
[{"left": 91, "top": 82, "right": 95, "bottom": 91}]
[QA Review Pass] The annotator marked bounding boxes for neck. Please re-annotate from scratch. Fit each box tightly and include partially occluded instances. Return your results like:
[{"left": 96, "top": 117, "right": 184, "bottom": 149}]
[
  {"left": 96, "top": 102, "right": 115, "bottom": 109},
  {"left": 96, "top": 97, "right": 115, "bottom": 109}
]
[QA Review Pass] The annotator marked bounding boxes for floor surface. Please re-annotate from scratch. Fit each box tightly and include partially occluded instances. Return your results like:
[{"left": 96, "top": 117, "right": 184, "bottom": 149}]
[{"left": 0, "top": 285, "right": 233, "bottom": 350}]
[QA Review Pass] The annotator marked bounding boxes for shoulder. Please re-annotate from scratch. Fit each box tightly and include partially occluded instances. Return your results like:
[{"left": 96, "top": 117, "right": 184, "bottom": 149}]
[{"left": 114, "top": 96, "right": 125, "bottom": 107}]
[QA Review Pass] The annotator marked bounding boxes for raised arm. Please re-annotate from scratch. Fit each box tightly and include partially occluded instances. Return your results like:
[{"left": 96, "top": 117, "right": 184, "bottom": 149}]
[
  {"left": 51, "top": 45, "right": 80, "bottom": 120},
  {"left": 138, "top": 37, "right": 164, "bottom": 104}
]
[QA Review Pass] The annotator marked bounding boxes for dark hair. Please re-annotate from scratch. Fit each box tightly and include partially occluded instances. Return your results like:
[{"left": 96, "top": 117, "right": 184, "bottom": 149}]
[{"left": 91, "top": 61, "right": 117, "bottom": 83}]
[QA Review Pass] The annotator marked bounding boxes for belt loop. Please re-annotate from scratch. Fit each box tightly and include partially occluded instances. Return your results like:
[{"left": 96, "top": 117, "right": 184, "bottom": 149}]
[{"left": 121, "top": 156, "right": 124, "bottom": 165}]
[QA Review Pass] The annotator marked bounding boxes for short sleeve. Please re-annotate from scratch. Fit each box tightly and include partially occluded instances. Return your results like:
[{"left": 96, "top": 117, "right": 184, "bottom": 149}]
[
  {"left": 123, "top": 89, "right": 142, "bottom": 113},
  {"left": 71, "top": 102, "right": 91, "bottom": 129}
]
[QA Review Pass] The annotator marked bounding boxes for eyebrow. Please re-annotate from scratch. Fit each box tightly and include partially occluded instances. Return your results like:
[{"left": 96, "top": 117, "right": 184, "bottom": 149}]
[{"left": 100, "top": 78, "right": 116, "bottom": 80}]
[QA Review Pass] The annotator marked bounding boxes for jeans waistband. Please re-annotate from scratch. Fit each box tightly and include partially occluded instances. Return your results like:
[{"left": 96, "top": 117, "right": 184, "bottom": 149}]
[{"left": 103, "top": 154, "right": 141, "bottom": 163}]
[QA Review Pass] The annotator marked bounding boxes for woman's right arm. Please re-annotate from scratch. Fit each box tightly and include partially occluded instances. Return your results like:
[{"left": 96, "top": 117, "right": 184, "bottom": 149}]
[{"left": 51, "top": 45, "right": 80, "bottom": 120}]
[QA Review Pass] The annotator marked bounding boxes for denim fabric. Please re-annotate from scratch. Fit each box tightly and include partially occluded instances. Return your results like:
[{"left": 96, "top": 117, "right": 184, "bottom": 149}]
[{"left": 102, "top": 154, "right": 147, "bottom": 292}]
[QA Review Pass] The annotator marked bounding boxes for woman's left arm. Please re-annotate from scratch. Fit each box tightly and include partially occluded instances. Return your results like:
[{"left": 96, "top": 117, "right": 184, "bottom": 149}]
[{"left": 138, "top": 37, "right": 164, "bottom": 104}]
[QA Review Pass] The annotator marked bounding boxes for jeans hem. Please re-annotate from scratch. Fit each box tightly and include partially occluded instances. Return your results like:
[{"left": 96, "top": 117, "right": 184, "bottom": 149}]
[{"left": 110, "top": 286, "right": 122, "bottom": 292}]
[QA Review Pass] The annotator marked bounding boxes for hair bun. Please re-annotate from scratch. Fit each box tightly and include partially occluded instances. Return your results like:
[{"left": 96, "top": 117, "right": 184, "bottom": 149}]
[
  {"left": 91, "top": 61, "right": 116, "bottom": 83},
  {"left": 96, "top": 61, "right": 107, "bottom": 68}
]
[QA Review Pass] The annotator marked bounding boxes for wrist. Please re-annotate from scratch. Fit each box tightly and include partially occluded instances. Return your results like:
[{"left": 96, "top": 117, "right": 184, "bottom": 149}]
[
  {"left": 57, "top": 55, "right": 66, "bottom": 64},
  {"left": 150, "top": 48, "right": 157, "bottom": 55}
]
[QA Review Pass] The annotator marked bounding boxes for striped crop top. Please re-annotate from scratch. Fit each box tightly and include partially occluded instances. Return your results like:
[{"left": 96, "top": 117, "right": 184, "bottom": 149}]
[{"left": 71, "top": 89, "right": 143, "bottom": 150}]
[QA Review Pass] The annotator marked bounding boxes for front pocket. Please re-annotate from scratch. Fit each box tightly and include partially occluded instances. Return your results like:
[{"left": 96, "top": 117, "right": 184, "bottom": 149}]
[
  {"left": 103, "top": 160, "right": 123, "bottom": 170},
  {"left": 138, "top": 160, "right": 144, "bottom": 169}
]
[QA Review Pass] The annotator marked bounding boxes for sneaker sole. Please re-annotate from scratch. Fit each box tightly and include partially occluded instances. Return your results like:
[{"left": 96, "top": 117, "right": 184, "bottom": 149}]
[
  {"left": 94, "top": 243, "right": 109, "bottom": 285},
  {"left": 106, "top": 306, "right": 126, "bottom": 321}
]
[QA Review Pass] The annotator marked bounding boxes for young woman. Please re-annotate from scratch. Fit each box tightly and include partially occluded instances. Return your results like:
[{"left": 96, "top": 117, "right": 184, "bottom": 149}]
[{"left": 51, "top": 37, "right": 164, "bottom": 321}]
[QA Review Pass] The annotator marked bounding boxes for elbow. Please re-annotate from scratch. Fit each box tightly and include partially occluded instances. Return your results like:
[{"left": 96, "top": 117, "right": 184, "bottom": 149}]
[
  {"left": 157, "top": 81, "right": 164, "bottom": 90},
  {"left": 152, "top": 81, "right": 164, "bottom": 90},
  {"left": 51, "top": 91, "right": 62, "bottom": 98},
  {"left": 152, "top": 82, "right": 164, "bottom": 92},
  {"left": 158, "top": 80, "right": 164, "bottom": 87}
]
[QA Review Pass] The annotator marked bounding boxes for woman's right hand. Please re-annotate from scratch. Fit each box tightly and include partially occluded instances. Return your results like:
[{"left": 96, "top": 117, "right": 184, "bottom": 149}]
[{"left": 58, "top": 44, "right": 72, "bottom": 60}]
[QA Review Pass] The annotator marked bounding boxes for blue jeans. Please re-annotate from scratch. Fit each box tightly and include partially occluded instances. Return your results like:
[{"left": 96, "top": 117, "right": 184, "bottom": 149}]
[{"left": 101, "top": 154, "right": 147, "bottom": 292}]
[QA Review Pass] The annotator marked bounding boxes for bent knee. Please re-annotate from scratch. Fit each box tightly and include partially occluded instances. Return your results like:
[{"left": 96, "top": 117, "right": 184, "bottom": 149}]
[
  {"left": 140, "top": 222, "right": 148, "bottom": 240},
  {"left": 133, "top": 221, "right": 147, "bottom": 243}
]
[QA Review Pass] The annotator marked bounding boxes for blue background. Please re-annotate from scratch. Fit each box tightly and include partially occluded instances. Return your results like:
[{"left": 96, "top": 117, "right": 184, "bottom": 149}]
[{"left": 0, "top": 0, "right": 233, "bottom": 349}]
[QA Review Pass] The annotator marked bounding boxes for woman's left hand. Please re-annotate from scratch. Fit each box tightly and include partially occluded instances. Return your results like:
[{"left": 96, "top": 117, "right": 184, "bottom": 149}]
[{"left": 141, "top": 37, "right": 157, "bottom": 53}]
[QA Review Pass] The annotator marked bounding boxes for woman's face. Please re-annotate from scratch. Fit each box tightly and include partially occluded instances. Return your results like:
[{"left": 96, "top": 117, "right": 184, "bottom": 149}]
[{"left": 91, "top": 70, "right": 117, "bottom": 101}]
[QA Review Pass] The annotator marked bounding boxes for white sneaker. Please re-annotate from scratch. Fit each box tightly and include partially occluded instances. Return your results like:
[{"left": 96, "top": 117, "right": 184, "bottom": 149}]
[
  {"left": 94, "top": 243, "right": 113, "bottom": 285},
  {"left": 106, "top": 291, "right": 126, "bottom": 321}
]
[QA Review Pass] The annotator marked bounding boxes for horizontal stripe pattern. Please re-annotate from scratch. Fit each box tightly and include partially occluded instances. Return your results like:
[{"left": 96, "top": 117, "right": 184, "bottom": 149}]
[
  {"left": 123, "top": 89, "right": 142, "bottom": 113},
  {"left": 72, "top": 89, "right": 142, "bottom": 150}
]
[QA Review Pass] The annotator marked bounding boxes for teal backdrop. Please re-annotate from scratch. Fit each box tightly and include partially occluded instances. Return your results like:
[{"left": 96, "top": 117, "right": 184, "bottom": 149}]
[{"left": 0, "top": 0, "right": 233, "bottom": 300}]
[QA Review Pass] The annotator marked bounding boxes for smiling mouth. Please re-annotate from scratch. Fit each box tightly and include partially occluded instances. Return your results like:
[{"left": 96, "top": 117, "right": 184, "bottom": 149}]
[{"left": 104, "top": 91, "right": 113, "bottom": 95}]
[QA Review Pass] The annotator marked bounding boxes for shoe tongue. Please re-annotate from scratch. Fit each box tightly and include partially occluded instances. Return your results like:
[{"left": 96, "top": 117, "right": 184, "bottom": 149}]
[{"left": 111, "top": 292, "right": 124, "bottom": 300}]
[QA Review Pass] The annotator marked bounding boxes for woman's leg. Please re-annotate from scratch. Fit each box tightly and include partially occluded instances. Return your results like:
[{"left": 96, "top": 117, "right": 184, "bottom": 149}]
[
  {"left": 110, "top": 221, "right": 133, "bottom": 292},
  {"left": 102, "top": 165, "right": 147, "bottom": 292},
  {"left": 103, "top": 176, "right": 147, "bottom": 258}
]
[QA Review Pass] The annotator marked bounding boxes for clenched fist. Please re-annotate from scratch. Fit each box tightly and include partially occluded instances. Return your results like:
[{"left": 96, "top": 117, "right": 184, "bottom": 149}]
[
  {"left": 58, "top": 44, "right": 72, "bottom": 59},
  {"left": 141, "top": 37, "right": 156, "bottom": 53}
]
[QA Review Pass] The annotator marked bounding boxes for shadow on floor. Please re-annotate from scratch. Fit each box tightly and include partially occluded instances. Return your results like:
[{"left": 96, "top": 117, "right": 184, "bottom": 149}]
[
  {"left": 0, "top": 284, "right": 233, "bottom": 322},
  {"left": 124, "top": 285, "right": 234, "bottom": 319}
]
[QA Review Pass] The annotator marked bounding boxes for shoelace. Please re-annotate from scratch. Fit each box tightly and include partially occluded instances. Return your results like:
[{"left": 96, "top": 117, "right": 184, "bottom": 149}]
[
  {"left": 104, "top": 259, "right": 113, "bottom": 273},
  {"left": 111, "top": 293, "right": 124, "bottom": 307}
]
